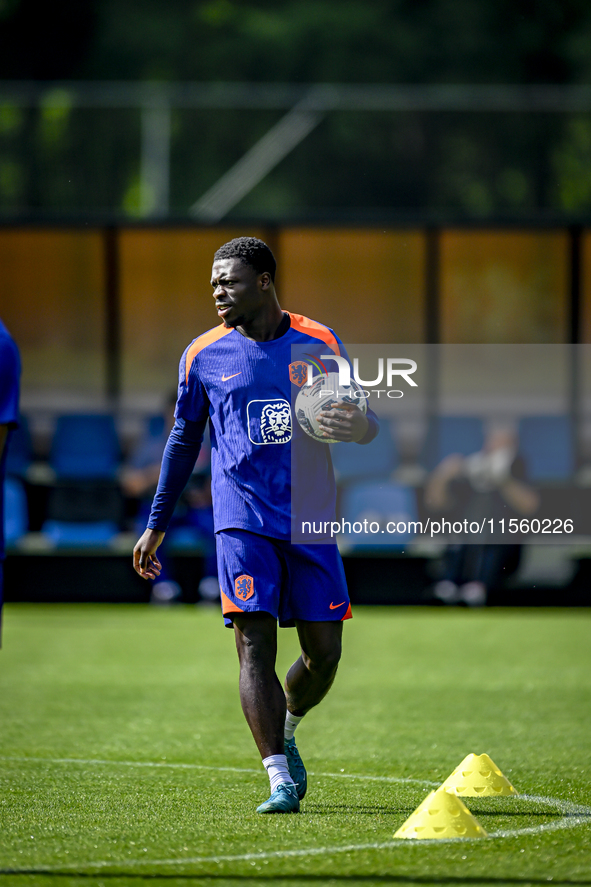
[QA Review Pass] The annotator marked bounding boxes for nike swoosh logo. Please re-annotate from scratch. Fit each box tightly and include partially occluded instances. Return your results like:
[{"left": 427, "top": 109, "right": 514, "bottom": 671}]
[
  {"left": 221, "top": 372, "right": 242, "bottom": 381},
  {"left": 329, "top": 601, "right": 346, "bottom": 609}
]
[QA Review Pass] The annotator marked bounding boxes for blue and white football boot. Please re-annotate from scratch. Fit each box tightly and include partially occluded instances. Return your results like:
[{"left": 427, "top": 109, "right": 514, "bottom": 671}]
[
  {"left": 285, "top": 736, "right": 307, "bottom": 800},
  {"left": 256, "top": 782, "right": 300, "bottom": 814}
]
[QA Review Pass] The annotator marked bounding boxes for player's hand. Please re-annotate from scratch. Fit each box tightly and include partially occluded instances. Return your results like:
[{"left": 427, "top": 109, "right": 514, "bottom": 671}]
[
  {"left": 133, "top": 528, "right": 165, "bottom": 580},
  {"left": 317, "top": 401, "right": 369, "bottom": 443}
]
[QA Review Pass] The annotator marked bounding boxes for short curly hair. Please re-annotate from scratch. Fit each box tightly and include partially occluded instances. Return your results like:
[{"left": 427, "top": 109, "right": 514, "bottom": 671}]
[{"left": 214, "top": 237, "right": 276, "bottom": 282}]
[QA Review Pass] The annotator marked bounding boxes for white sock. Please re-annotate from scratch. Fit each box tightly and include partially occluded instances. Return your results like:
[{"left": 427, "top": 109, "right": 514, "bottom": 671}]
[
  {"left": 262, "top": 754, "right": 294, "bottom": 792},
  {"left": 284, "top": 710, "right": 304, "bottom": 741}
]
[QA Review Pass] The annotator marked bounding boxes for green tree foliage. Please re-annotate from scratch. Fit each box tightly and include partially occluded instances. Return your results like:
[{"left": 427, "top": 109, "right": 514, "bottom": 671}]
[
  {"left": 1, "top": 0, "right": 591, "bottom": 217},
  {"left": 77, "top": 0, "right": 591, "bottom": 85}
]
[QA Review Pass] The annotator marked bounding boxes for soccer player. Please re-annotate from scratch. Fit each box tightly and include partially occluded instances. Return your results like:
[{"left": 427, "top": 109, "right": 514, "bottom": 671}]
[
  {"left": 133, "top": 237, "right": 379, "bottom": 813},
  {"left": 0, "top": 318, "right": 21, "bottom": 645}
]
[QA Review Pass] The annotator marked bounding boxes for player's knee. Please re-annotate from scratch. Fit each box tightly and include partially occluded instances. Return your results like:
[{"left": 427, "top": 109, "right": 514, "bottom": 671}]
[
  {"left": 302, "top": 640, "right": 342, "bottom": 678},
  {"left": 235, "top": 630, "right": 276, "bottom": 673}
]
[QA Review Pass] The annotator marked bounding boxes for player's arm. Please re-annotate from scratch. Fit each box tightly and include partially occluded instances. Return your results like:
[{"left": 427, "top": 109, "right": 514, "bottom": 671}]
[{"left": 133, "top": 415, "right": 207, "bottom": 580}]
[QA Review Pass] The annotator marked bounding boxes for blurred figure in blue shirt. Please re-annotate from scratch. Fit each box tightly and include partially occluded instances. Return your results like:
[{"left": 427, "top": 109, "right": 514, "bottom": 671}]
[{"left": 0, "top": 319, "right": 21, "bottom": 642}]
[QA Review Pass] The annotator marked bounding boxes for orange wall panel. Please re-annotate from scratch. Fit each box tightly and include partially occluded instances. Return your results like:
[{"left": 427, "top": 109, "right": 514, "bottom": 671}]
[
  {"left": 440, "top": 230, "right": 569, "bottom": 344},
  {"left": 0, "top": 229, "right": 105, "bottom": 394},
  {"left": 580, "top": 231, "right": 591, "bottom": 344},
  {"left": 278, "top": 228, "right": 425, "bottom": 344},
  {"left": 119, "top": 228, "right": 265, "bottom": 397}
]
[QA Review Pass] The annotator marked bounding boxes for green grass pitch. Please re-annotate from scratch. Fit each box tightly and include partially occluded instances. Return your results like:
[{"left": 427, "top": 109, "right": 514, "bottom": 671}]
[{"left": 1, "top": 602, "right": 590, "bottom": 887}]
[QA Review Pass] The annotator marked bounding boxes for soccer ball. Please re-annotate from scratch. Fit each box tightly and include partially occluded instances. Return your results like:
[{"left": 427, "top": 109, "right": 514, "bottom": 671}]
[{"left": 295, "top": 371, "right": 368, "bottom": 444}]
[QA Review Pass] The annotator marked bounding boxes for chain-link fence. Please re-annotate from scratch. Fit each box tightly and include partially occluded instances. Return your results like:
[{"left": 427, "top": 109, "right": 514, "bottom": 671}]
[{"left": 2, "top": 82, "right": 591, "bottom": 220}]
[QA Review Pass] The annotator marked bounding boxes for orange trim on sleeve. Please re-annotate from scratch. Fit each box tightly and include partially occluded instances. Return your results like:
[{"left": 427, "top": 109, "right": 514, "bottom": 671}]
[
  {"left": 287, "top": 313, "right": 341, "bottom": 356},
  {"left": 220, "top": 589, "right": 244, "bottom": 615},
  {"left": 184, "top": 324, "right": 234, "bottom": 382},
  {"left": 341, "top": 603, "right": 353, "bottom": 621}
]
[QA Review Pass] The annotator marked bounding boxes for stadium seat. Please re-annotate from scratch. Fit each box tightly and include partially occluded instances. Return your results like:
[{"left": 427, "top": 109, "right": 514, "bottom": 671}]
[
  {"left": 50, "top": 414, "right": 121, "bottom": 479},
  {"left": 42, "top": 520, "right": 119, "bottom": 548},
  {"left": 4, "top": 477, "right": 28, "bottom": 546},
  {"left": 518, "top": 415, "right": 574, "bottom": 482},
  {"left": 421, "top": 416, "right": 485, "bottom": 470},
  {"left": 338, "top": 480, "right": 419, "bottom": 549},
  {"left": 5, "top": 415, "right": 33, "bottom": 478},
  {"left": 166, "top": 525, "right": 209, "bottom": 551},
  {"left": 45, "top": 416, "right": 124, "bottom": 547},
  {"left": 331, "top": 419, "right": 398, "bottom": 483}
]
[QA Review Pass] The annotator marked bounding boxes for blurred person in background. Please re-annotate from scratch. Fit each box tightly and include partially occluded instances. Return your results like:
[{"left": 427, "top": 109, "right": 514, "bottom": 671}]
[
  {"left": 0, "top": 318, "right": 21, "bottom": 643},
  {"left": 424, "top": 426, "right": 540, "bottom": 606},
  {"left": 121, "top": 392, "right": 218, "bottom": 605}
]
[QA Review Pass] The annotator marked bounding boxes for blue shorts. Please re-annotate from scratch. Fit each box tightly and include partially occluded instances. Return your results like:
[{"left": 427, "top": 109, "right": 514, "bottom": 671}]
[{"left": 216, "top": 529, "right": 351, "bottom": 628}]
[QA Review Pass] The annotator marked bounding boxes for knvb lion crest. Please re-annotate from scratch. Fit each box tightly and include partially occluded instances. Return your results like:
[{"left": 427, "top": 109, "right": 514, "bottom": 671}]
[
  {"left": 260, "top": 401, "right": 291, "bottom": 443},
  {"left": 289, "top": 360, "right": 310, "bottom": 388},
  {"left": 247, "top": 398, "right": 292, "bottom": 445},
  {"left": 234, "top": 574, "right": 254, "bottom": 602}
]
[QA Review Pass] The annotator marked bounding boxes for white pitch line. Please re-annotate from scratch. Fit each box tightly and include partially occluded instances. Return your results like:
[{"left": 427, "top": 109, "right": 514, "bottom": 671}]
[
  {"left": 1, "top": 758, "right": 590, "bottom": 875},
  {"left": 0, "top": 755, "right": 434, "bottom": 785},
  {"left": 316, "top": 770, "right": 435, "bottom": 786},
  {"left": 0, "top": 755, "right": 261, "bottom": 775},
  {"left": 517, "top": 793, "right": 591, "bottom": 818},
  {"left": 3, "top": 843, "right": 409, "bottom": 875},
  {"left": 3, "top": 804, "right": 591, "bottom": 876},
  {"left": 490, "top": 814, "right": 591, "bottom": 839}
]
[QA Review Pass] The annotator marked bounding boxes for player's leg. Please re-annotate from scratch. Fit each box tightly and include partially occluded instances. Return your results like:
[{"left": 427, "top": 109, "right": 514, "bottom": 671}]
[
  {"left": 232, "top": 611, "right": 285, "bottom": 759},
  {"left": 280, "top": 620, "right": 343, "bottom": 802},
  {"left": 278, "top": 541, "right": 350, "bottom": 799},
  {"left": 281, "top": 539, "right": 348, "bottom": 714},
  {"left": 233, "top": 611, "right": 299, "bottom": 813},
  {"left": 285, "top": 619, "right": 343, "bottom": 716}
]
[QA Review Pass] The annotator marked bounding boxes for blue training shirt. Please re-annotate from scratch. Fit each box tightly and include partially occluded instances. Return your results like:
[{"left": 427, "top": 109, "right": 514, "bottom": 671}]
[
  {"left": 148, "top": 312, "right": 379, "bottom": 540},
  {"left": 0, "top": 319, "right": 21, "bottom": 563}
]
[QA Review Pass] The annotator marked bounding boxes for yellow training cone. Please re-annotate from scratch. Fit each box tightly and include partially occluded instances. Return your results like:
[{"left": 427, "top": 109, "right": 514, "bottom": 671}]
[
  {"left": 440, "top": 753, "right": 517, "bottom": 797},
  {"left": 394, "top": 788, "right": 488, "bottom": 840}
]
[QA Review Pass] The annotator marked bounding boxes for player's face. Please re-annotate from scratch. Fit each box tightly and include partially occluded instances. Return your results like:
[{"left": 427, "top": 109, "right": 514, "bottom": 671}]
[{"left": 211, "top": 258, "right": 269, "bottom": 329}]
